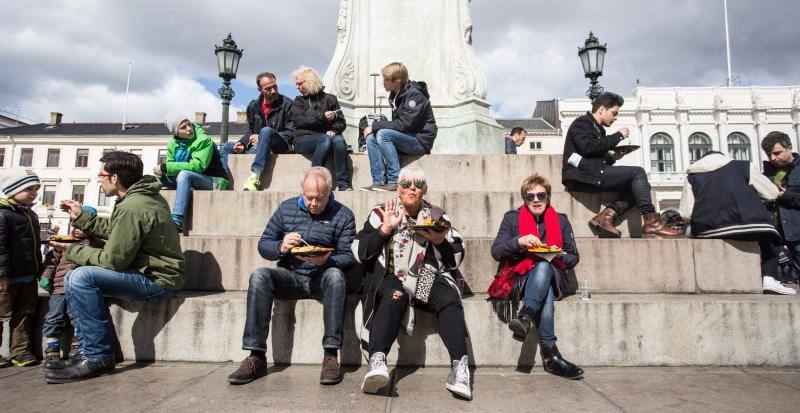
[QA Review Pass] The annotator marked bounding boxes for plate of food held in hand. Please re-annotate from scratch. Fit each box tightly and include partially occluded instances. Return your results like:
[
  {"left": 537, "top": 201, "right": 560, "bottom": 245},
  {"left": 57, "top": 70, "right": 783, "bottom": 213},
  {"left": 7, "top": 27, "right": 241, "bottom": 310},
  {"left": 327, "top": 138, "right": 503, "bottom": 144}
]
[
  {"left": 42, "top": 235, "right": 81, "bottom": 244},
  {"left": 413, "top": 218, "right": 450, "bottom": 232},
  {"left": 291, "top": 245, "right": 334, "bottom": 257},
  {"left": 614, "top": 145, "right": 640, "bottom": 155},
  {"left": 528, "top": 245, "right": 565, "bottom": 262}
]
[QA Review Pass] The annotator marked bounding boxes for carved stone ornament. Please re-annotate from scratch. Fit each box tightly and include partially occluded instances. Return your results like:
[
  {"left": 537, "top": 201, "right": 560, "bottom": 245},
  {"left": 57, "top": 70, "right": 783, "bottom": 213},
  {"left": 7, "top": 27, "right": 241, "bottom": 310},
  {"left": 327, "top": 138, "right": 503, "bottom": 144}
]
[
  {"left": 336, "top": 0, "right": 349, "bottom": 44},
  {"left": 336, "top": 56, "right": 355, "bottom": 100}
]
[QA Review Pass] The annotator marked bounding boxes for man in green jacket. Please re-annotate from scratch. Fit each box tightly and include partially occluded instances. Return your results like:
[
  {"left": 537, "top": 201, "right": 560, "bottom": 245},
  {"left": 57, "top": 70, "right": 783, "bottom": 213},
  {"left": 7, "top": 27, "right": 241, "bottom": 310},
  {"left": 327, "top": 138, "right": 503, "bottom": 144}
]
[{"left": 44, "top": 151, "right": 185, "bottom": 384}]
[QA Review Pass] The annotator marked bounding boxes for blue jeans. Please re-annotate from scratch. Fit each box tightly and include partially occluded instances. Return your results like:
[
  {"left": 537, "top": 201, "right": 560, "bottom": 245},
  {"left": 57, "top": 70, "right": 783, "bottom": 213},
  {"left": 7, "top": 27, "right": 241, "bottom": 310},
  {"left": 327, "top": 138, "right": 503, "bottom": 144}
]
[
  {"left": 64, "top": 266, "right": 175, "bottom": 362},
  {"left": 242, "top": 266, "right": 346, "bottom": 351},
  {"left": 366, "top": 129, "right": 426, "bottom": 185},
  {"left": 221, "top": 140, "right": 257, "bottom": 171},
  {"left": 161, "top": 170, "right": 213, "bottom": 217},
  {"left": 523, "top": 262, "right": 557, "bottom": 348},
  {"left": 42, "top": 294, "right": 70, "bottom": 339},
  {"left": 251, "top": 127, "right": 291, "bottom": 175},
  {"left": 294, "top": 133, "right": 349, "bottom": 188}
]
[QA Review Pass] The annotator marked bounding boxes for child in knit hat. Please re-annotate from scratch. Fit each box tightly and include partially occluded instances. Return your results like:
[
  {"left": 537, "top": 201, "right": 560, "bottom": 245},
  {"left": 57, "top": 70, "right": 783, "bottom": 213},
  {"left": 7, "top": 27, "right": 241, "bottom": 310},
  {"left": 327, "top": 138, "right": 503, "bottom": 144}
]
[{"left": 0, "top": 168, "right": 43, "bottom": 367}]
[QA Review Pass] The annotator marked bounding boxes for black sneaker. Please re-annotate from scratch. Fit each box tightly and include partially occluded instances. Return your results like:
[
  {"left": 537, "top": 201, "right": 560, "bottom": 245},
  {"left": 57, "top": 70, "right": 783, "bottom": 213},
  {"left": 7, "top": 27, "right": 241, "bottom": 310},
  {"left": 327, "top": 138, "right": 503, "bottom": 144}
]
[
  {"left": 0, "top": 356, "right": 11, "bottom": 368},
  {"left": 337, "top": 185, "right": 354, "bottom": 192},
  {"left": 11, "top": 353, "right": 39, "bottom": 367}
]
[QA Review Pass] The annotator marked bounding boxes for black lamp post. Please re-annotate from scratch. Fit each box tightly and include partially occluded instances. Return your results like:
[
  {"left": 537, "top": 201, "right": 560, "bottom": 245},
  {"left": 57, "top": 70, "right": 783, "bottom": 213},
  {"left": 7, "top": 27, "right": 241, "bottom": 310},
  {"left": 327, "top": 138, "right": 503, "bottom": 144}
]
[
  {"left": 215, "top": 33, "right": 243, "bottom": 144},
  {"left": 578, "top": 32, "right": 607, "bottom": 101}
]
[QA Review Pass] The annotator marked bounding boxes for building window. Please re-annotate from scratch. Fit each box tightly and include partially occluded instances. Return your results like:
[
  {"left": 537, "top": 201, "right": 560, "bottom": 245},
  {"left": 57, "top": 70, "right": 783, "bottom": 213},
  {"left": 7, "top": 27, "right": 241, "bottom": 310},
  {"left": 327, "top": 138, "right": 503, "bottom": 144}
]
[
  {"left": 45, "top": 148, "right": 60, "bottom": 168},
  {"left": 688, "top": 132, "right": 712, "bottom": 164},
  {"left": 129, "top": 149, "right": 142, "bottom": 158},
  {"left": 727, "top": 132, "right": 751, "bottom": 162},
  {"left": 98, "top": 186, "right": 115, "bottom": 207},
  {"left": 75, "top": 149, "right": 89, "bottom": 167},
  {"left": 0, "top": 148, "right": 5, "bottom": 167},
  {"left": 42, "top": 185, "right": 57, "bottom": 207},
  {"left": 157, "top": 149, "right": 168, "bottom": 165},
  {"left": 528, "top": 141, "right": 542, "bottom": 151},
  {"left": 20, "top": 148, "right": 33, "bottom": 167},
  {"left": 71, "top": 185, "right": 85, "bottom": 204},
  {"left": 650, "top": 133, "right": 675, "bottom": 173}
]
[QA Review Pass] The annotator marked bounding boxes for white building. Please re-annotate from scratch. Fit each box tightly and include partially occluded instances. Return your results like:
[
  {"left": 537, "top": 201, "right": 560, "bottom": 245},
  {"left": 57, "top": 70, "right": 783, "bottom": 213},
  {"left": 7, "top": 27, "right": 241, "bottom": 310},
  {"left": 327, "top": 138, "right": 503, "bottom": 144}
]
[
  {"left": 0, "top": 112, "right": 247, "bottom": 232},
  {"left": 559, "top": 86, "right": 800, "bottom": 210}
]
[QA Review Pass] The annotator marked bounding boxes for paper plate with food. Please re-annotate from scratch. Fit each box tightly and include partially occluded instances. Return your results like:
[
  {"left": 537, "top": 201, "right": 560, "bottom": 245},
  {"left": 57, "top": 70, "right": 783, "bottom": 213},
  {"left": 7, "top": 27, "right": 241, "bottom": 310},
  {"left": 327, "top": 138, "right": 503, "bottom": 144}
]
[
  {"left": 413, "top": 218, "right": 450, "bottom": 232},
  {"left": 614, "top": 145, "right": 640, "bottom": 154},
  {"left": 42, "top": 235, "right": 81, "bottom": 244},
  {"left": 527, "top": 245, "right": 565, "bottom": 262},
  {"left": 291, "top": 245, "right": 334, "bottom": 257}
]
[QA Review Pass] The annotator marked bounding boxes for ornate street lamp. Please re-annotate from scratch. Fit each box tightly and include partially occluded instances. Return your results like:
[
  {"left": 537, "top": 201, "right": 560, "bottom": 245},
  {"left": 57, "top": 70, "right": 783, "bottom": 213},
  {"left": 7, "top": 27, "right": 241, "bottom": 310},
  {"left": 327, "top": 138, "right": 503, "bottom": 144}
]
[
  {"left": 215, "top": 33, "right": 243, "bottom": 144},
  {"left": 578, "top": 32, "right": 607, "bottom": 101}
]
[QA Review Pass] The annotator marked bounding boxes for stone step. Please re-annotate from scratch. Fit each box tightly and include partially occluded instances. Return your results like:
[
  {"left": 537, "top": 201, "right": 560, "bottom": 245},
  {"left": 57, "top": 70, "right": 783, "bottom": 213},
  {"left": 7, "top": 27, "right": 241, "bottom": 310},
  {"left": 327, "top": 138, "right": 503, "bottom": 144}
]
[
  {"left": 181, "top": 236, "right": 761, "bottom": 294},
  {"left": 106, "top": 292, "right": 800, "bottom": 367},
  {"left": 227, "top": 153, "right": 567, "bottom": 192},
  {"left": 164, "top": 190, "right": 645, "bottom": 238}
]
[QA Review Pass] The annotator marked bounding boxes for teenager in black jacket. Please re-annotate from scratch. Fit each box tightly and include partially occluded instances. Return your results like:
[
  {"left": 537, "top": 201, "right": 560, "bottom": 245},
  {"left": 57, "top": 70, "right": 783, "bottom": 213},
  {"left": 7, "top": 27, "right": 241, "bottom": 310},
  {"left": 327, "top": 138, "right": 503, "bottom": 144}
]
[{"left": 562, "top": 92, "right": 682, "bottom": 238}]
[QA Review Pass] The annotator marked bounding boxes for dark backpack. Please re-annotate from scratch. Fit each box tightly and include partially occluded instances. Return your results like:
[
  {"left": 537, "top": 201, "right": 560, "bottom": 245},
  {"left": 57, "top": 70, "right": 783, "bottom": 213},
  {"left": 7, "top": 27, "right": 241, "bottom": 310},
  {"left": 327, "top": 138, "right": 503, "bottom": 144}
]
[{"left": 357, "top": 114, "right": 388, "bottom": 152}]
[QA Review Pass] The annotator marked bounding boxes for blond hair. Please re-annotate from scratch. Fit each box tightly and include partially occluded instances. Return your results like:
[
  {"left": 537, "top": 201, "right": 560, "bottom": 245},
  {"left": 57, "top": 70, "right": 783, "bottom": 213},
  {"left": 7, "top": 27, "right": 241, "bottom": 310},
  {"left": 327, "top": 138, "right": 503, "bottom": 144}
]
[
  {"left": 292, "top": 66, "right": 324, "bottom": 95},
  {"left": 381, "top": 62, "right": 409, "bottom": 84},
  {"left": 520, "top": 173, "right": 551, "bottom": 199}
]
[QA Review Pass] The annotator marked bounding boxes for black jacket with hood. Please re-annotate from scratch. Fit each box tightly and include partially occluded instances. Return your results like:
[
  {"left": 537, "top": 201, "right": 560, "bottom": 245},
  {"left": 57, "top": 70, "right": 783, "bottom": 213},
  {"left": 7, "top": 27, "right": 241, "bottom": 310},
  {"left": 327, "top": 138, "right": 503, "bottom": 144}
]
[
  {"left": 763, "top": 154, "right": 800, "bottom": 242},
  {"left": 561, "top": 112, "right": 624, "bottom": 188},
  {"left": 239, "top": 93, "right": 296, "bottom": 146},
  {"left": 291, "top": 89, "right": 346, "bottom": 138},
  {"left": 371, "top": 81, "right": 437, "bottom": 153},
  {"left": 0, "top": 199, "right": 42, "bottom": 282}
]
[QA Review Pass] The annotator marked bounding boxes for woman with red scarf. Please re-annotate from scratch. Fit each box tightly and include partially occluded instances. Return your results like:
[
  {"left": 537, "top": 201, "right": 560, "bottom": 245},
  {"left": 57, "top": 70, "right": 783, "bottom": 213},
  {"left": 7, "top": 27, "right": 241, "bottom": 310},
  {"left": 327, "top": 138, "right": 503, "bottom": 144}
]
[{"left": 489, "top": 173, "right": 584, "bottom": 379}]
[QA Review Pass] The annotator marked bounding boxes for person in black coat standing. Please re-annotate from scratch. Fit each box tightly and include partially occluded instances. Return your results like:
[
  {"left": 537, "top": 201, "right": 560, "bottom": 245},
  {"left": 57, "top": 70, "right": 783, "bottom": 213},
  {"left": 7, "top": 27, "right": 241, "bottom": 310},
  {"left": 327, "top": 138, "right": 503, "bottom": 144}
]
[
  {"left": 562, "top": 92, "right": 682, "bottom": 238},
  {"left": 762, "top": 131, "right": 800, "bottom": 283},
  {"left": 290, "top": 66, "right": 351, "bottom": 191}
]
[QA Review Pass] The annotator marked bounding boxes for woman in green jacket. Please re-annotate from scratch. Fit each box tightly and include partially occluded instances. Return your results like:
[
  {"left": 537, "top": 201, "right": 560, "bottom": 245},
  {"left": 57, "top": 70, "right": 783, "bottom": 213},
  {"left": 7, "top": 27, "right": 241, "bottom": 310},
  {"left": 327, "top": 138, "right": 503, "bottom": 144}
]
[{"left": 155, "top": 115, "right": 228, "bottom": 231}]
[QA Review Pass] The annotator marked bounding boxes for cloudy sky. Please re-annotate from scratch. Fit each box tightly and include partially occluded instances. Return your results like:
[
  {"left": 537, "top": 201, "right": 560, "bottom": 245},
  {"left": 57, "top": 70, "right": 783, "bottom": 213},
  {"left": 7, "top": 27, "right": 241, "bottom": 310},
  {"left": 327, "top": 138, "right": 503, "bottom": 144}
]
[{"left": 2, "top": 0, "right": 797, "bottom": 124}]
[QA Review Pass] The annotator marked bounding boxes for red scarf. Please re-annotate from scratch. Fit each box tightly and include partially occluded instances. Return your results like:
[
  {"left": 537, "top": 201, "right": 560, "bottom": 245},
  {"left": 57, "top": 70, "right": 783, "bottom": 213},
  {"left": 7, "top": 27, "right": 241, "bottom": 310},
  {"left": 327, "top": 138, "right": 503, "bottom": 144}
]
[{"left": 487, "top": 204, "right": 565, "bottom": 299}]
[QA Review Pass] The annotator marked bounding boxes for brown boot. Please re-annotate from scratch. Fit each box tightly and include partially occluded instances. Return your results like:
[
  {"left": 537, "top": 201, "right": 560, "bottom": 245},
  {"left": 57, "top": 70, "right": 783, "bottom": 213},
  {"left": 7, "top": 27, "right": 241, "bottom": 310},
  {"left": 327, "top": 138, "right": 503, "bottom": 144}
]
[
  {"left": 320, "top": 355, "right": 343, "bottom": 385},
  {"left": 642, "top": 212, "right": 685, "bottom": 238},
  {"left": 227, "top": 355, "right": 268, "bottom": 385},
  {"left": 589, "top": 208, "right": 622, "bottom": 238}
]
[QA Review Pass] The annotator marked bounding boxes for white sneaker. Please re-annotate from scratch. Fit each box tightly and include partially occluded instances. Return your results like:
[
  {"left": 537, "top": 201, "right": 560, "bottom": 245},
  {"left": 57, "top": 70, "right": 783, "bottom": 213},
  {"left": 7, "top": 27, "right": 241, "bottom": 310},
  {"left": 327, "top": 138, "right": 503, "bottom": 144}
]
[
  {"left": 763, "top": 276, "right": 796, "bottom": 295},
  {"left": 446, "top": 355, "right": 472, "bottom": 400},
  {"left": 361, "top": 352, "right": 390, "bottom": 394}
]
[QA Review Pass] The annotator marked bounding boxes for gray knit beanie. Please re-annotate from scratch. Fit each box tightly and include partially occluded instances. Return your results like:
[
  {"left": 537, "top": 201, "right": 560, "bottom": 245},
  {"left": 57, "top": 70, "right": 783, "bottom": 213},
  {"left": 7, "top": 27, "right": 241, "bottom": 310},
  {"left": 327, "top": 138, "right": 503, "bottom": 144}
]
[{"left": 165, "top": 114, "right": 191, "bottom": 136}]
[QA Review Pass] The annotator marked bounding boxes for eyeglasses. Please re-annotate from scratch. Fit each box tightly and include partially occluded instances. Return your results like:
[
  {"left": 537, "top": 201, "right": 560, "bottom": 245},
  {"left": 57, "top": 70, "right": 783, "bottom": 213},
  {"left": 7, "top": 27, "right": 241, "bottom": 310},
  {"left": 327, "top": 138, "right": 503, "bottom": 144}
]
[
  {"left": 295, "top": 80, "right": 306, "bottom": 86},
  {"left": 97, "top": 172, "right": 112, "bottom": 179},
  {"left": 524, "top": 192, "right": 549, "bottom": 202},
  {"left": 400, "top": 181, "right": 426, "bottom": 190}
]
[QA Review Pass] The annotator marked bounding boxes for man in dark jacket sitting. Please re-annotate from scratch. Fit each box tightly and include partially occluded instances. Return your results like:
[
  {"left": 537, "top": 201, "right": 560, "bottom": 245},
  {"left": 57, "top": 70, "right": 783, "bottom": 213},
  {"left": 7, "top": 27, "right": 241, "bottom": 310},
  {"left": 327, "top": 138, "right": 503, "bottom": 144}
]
[
  {"left": 359, "top": 62, "right": 438, "bottom": 191},
  {"left": 228, "top": 167, "right": 357, "bottom": 386},
  {"left": 762, "top": 131, "right": 800, "bottom": 283},
  {"left": 219, "top": 72, "right": 296, "bottom": 191},
  {"left": 562, "top": 92, "right": 681, "bottom": 238}
]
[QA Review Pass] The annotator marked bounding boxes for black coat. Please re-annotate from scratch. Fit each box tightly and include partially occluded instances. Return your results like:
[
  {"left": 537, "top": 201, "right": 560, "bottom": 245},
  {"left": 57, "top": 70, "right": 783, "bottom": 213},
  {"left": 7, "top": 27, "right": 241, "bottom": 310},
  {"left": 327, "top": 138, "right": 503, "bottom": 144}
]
[
  {"left": 562, "top": 112, "right": 624, "bottom": 188},
  {"left": 0, "top": 200, "right": 42, "bottom": 282},
  {"left": 490, "top": 209, "right": 579, "bottom": 299},
  {"left": 763, "top": 154, "right": 800, "bottom": 241},
  {"left": 372, "top": 81, "right": 437, "bottom": 153},
  {"left": 238, "top": 93, "right": 296, "bottom": 146},
  {"left": 291, "top": 90, "right": 346, "bottom": 137}
]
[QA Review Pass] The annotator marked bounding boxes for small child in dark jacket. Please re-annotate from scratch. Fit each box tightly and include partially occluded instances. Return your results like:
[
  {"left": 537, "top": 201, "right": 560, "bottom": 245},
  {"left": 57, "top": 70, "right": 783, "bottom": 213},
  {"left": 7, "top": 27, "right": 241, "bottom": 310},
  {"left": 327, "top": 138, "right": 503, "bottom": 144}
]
[
  {"left": 40, "top": 228, "right": 104, "bottom": 367},
  {"left": 0, "top": 168, "right": 43, "bottom": 368}
]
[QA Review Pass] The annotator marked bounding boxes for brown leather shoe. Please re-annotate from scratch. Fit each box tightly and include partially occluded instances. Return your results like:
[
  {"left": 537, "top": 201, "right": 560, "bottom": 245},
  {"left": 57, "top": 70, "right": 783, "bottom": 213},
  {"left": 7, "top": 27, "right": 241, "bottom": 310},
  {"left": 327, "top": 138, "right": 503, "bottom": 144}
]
[
  {"left": 642, "top": 212, "right": 685, "bottom": 238},
  {"left": 589, "top": 207, "right": 622, "bottom": 238},
  {"left": 320, "top": 355, "right": 343, "bottom": 385},
  {"left": 227, "top": 355, "right": 268, "bottom": 385}
]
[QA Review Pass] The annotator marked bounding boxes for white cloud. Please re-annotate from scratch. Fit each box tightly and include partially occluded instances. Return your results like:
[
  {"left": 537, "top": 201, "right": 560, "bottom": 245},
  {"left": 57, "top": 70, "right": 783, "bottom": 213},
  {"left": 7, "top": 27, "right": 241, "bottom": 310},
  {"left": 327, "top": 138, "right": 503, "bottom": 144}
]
[{"left": 18, "top": 75, "right": 244, "bottom": 123}]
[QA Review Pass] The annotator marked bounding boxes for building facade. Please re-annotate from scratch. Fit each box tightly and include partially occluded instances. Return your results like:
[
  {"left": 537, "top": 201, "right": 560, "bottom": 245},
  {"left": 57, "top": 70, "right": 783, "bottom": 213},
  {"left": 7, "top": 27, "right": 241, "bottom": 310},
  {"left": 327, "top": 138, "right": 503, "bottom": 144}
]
[{"left": 559, "top": 86, "right": 800, "bottom": 210}]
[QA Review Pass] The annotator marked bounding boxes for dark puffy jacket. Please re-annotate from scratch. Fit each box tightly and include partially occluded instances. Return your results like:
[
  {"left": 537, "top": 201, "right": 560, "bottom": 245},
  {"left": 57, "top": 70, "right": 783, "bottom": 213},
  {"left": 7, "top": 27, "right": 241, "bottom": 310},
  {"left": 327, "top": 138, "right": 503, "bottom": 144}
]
[
  {"left": 562, "top": 112, "right": 624, "bottom": 188},
  {"left": 291, "top": 90, "right": 346, "bottom": 137},
  {"left": 490, "top": 209, "right": 579, "bottom": 300},
  {"left": 763, "top": 154, "right": 800, "bottom": 242},
  {"left": 41, "top": 237, "right": 104, "bottom": 295},
  {"left": 258, "top": 195, "right": 356, "bottom": 277},
  {"left": 238, "top": 93, "right": 296, "bottom": 146},
  {"left": 372, "top": 81, "right": 437, "bottom": 153},
  {"left": 0, "top": 199, "right": 42, "bottom": 282}
]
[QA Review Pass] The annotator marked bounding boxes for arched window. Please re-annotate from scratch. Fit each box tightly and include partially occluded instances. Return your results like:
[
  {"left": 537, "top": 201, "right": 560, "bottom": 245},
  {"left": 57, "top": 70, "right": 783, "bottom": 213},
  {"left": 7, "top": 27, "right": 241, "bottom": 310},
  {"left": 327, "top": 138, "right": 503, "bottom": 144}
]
[
  {"left": 688, "top": 132, "right": 712, "bottom": 163},
  {"left": 650, "top": 133, "right": 675, "bottom": 173},
  {"left": 727, "top": 132, "right": 751, "bottom": 161}
]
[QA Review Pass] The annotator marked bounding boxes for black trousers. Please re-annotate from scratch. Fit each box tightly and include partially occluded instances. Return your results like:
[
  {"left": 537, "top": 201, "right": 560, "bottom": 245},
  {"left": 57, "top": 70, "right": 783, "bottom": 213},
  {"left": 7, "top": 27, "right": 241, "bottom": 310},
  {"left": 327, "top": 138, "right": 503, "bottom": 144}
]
[
  {"left": 723, "top": 233, "right": 780, "bottom": 278},
  {"left": 570, "top": 166, "right": 655, "bottom": 215},
  {"left": 369, "top": 275, "right": 468, "bottom": 361}
]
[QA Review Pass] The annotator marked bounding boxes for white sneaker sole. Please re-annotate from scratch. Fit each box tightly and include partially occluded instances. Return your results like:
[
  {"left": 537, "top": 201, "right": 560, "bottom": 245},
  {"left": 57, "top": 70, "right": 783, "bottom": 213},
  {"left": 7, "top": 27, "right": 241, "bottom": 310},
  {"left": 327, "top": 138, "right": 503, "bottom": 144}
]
[
  {"left": 764, "top": 286, "right": 796, "bottom": 295},
  {"left": 361, "top": 371, "right": 390, "bottom": 394},
  {"left": 446, "top": 383, "right": 472, "bottom": 400}
]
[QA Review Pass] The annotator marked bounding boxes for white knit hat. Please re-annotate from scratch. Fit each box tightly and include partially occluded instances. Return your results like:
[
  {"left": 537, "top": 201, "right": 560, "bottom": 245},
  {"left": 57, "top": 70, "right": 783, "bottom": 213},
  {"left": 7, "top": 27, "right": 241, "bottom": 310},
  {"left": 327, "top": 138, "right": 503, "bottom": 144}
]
[{"left": 1, "top": 168, "right": 41, "bottom": 198}]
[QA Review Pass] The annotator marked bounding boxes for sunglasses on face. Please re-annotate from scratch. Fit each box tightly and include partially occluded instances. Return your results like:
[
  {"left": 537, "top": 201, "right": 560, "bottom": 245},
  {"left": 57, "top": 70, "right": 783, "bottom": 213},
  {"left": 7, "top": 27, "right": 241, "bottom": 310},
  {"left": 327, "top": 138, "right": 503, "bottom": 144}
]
[
  {"left": 524, "top": 192, "right": 549, "bottom": 202},
  {"left": 400, "top": 181, "right": 426, "bottom": 190}
]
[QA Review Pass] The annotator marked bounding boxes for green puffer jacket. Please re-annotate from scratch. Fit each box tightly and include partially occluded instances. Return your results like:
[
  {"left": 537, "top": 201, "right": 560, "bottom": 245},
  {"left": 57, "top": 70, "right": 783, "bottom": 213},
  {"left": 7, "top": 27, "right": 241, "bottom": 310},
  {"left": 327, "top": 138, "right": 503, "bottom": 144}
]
[
  {"left": 165, "top": 123, "right": 227, "bottom": 179},
  {"left": 66, "top": 176, "right": 186, "bottom": 290}
]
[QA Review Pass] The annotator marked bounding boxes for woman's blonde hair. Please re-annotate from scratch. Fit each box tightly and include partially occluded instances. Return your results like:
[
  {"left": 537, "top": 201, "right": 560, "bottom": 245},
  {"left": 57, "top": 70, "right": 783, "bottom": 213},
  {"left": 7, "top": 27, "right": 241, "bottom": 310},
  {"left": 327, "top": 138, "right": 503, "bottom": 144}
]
[
  {"left": 292, "top": 66, "right": 324, "bottom": 95},
  {"left": 381, "top": 62, "right": 409, "bottom": 84},
  {"left": 520, "top": 173, "right": 551, "bottom": 199}
]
